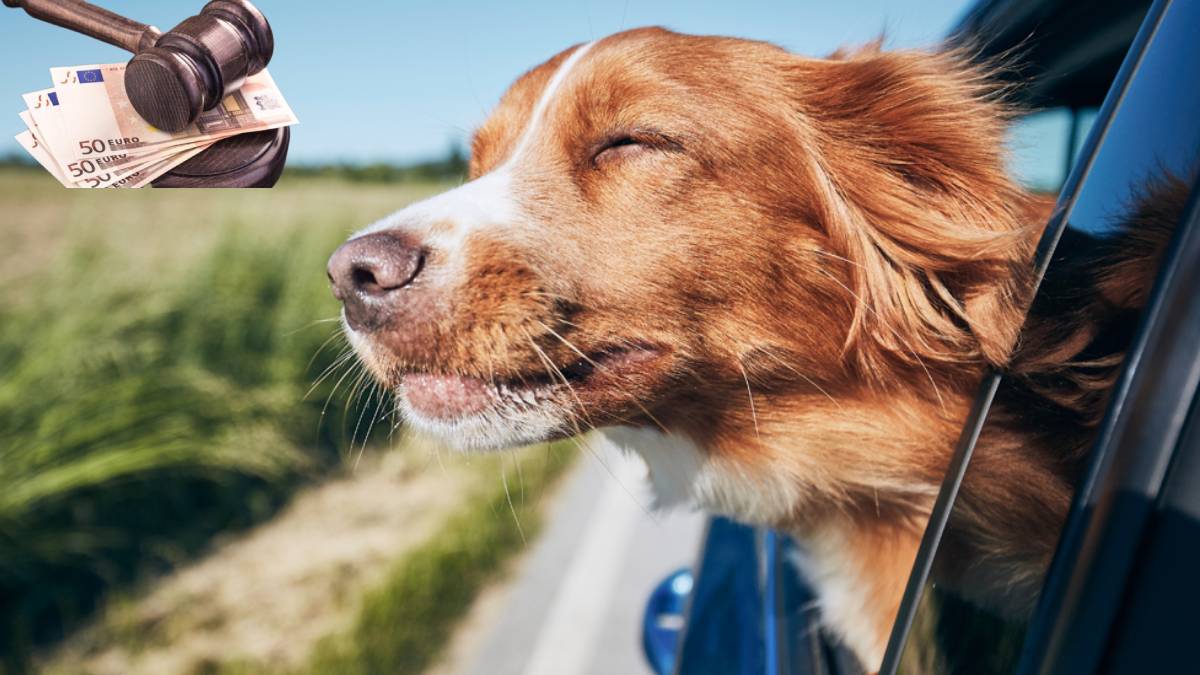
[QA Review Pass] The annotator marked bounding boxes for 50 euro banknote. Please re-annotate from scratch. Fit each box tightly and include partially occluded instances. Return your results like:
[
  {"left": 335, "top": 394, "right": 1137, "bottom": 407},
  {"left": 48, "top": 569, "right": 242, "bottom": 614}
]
[
  {"left": 19, "top": 92, "right": 214, "bottom": 188},
  {"left": 28, "top": 64, "right": 294, "bottom": 187}
]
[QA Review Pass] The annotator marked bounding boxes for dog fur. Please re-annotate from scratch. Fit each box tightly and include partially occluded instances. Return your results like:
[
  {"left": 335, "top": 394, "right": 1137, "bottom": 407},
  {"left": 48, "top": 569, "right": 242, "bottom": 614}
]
[{"left": 330, "top": 28, "right": 1173, "bottom": 671}]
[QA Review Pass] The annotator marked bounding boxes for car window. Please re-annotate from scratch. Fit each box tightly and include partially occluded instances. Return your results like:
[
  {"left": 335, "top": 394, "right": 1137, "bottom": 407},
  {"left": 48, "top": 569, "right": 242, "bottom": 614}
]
[
  {"left": 1007, "top": 107, "right": 1098, "bottom": 193},
  {"left": 887, "top": 1, "right": 1200, "bottom": 672}
]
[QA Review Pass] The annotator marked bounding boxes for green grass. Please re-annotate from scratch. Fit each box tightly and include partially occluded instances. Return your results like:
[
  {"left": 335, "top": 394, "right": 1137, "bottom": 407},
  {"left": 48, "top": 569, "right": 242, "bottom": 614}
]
[
  {"left": 0, "top": 170, "right": 450, "bottom": 673},
  {"left": 302, "top": 445, "right": 573, "bottom": 675}
]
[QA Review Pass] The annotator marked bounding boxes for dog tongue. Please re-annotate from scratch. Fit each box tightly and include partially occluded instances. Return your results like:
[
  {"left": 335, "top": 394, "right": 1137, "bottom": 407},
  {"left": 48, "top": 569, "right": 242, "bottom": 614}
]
[{"left": 402, "top": 373, "right": 495, "bottom": 420}]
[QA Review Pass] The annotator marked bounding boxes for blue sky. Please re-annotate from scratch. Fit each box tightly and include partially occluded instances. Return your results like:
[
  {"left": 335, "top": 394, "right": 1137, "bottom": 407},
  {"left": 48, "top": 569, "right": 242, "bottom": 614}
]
[{"left": 2, "top": 1, "right": 971, "bottom": 164}]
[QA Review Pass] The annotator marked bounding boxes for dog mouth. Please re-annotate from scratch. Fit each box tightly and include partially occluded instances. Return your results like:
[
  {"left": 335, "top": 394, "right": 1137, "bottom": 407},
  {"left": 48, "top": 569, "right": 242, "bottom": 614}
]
[{"left": 397, "top": 343, "right": 665, "bottom": 423}]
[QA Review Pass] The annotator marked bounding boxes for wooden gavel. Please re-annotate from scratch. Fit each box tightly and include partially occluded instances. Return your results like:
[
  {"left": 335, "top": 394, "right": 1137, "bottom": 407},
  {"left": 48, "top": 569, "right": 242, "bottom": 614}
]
[{"left": 4, "top": 0, "right": 274, "bottom": 132}]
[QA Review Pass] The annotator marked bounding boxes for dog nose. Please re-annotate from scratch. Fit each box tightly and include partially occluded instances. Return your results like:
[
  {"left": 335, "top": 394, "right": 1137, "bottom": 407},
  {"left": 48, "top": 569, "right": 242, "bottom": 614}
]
[{"left": 327, "top": 232, "right": 424, "bottom": 331}]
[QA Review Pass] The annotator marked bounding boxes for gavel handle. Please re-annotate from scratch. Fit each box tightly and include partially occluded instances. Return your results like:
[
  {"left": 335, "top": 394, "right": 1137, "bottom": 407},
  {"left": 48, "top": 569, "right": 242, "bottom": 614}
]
[{"left": 4, "top": 0, "right": 161, "bottom": 53}]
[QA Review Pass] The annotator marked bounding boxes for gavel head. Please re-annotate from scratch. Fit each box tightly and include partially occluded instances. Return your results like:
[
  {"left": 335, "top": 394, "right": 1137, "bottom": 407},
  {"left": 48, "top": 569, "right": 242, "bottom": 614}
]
[{"left": 125, "top": 0, "right": 273, "bottom": 132}]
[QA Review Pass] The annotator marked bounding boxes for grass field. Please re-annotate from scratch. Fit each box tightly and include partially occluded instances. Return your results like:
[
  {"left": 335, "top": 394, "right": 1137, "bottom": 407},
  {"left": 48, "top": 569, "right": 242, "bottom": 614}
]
[{"left": 0, "top": 168, "right": 574, "bottom": 675}]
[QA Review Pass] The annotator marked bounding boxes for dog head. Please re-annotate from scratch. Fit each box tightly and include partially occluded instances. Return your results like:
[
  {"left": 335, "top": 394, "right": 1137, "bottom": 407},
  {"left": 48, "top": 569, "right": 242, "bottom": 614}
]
[{"left": 328, "top": 28, "right": 1035, "bottom": 484}]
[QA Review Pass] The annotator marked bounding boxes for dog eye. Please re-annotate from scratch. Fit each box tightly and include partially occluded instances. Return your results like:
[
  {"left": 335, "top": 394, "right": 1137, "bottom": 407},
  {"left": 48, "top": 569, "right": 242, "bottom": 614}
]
[{"left": 593, "top": 135, "right": 650, "bottom": 167}]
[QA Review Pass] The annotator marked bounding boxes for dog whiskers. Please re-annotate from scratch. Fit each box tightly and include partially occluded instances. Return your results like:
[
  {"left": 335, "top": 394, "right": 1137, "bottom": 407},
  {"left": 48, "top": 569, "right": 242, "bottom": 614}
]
[
  {"left": 305, "top": 327, "right": 348, "bottom": 371},
  {"left": 565, "top": 431, "right": 660, "bottom": 523},
  {"left": 305, "top": 347, "right": 357, "bottom": 401},
  {"left": 518, "top": 333, "right": 655, "bottom": 520},
  {"left": 346, "top": 364, "right": 375, "bottom": 465},
  {"left": 523, "top": 328, "right": 596, "bottom": 431},
  {"left": 532, "top": 320, "right": 670, "bottom": 434},
  {"left": 318, "top": 353, "right": 362, "bottom": 438},
  {"left": 355, "top": 379, "right": 393, "bottom": 469},
  {"left": 534, "top": 319, "right": 592, "bottom": 365},
  {"left": 282, "top": 316, "right": 346, "bottom": 339},
  {"left": 501, "top": 453, "right": 526, "bottom": 543},
  {"left": 737, "top": 360, "right": 762, "bottom": 441}
]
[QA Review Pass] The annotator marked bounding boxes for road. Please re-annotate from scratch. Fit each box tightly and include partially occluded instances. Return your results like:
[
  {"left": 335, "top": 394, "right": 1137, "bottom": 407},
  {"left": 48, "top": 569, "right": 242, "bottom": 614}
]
[{"left": 459, "top": 438, "right": 707, "bottom": 675}]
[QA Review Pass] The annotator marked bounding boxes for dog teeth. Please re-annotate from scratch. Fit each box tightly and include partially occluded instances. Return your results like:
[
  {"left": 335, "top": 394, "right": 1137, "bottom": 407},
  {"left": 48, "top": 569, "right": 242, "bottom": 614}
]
[{"left": 520, "top": 390, "right": 537, "bottom": 405}]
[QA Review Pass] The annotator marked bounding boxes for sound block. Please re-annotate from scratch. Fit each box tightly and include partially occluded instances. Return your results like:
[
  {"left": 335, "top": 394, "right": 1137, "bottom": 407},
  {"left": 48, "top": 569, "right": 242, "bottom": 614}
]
[{"left": 151, "top": 126, "right": 289, "bottom": 188}]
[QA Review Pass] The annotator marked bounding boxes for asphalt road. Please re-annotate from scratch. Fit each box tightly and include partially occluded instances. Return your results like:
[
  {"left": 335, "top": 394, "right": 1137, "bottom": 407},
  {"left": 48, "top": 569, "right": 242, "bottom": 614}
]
[{"left": 460, "top": 437, "right": 707, "bottom": 675}]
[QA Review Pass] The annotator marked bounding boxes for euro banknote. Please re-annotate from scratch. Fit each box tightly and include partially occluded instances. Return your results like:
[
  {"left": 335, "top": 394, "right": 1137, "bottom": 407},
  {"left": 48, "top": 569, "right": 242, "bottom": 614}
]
[{"left": 14, "top": 64, "right": 296, "bottom": 188}]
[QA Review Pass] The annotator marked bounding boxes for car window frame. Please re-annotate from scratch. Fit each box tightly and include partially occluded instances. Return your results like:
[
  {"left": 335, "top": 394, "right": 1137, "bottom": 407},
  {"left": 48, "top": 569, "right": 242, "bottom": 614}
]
[
  {"left": 1027, "top": 150, "right": 1200, "bottom": 675},
  {"left": 877, "top": 1, "right": 1174, "bottom": 671}
]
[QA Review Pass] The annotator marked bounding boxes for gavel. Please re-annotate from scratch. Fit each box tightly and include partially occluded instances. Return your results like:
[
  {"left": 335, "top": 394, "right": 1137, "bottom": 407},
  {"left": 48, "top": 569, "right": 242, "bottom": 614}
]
[
  {"left": 6, "top": 0, "right": 289, "bottom": 187},
  {"left": 4, "top": 0, "right": 274, "bottom": 133}
]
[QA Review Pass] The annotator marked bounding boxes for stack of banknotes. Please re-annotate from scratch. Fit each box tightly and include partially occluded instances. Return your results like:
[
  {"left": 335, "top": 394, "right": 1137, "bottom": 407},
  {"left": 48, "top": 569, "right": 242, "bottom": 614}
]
[{"left": 15, "top": 64, "right": 297, "bottom": 188}]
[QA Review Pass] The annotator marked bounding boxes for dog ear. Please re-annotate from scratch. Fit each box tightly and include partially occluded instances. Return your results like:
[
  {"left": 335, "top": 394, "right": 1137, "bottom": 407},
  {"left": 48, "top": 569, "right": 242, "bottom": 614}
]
[{"left": 788, "top": 47, "right": 1041, "bottom": 378}]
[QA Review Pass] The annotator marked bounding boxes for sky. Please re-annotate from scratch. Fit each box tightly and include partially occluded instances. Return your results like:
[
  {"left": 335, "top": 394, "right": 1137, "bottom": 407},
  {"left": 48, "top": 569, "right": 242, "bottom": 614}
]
[{"left": 1, "top": 1, "right": 972, "bottom": 165}]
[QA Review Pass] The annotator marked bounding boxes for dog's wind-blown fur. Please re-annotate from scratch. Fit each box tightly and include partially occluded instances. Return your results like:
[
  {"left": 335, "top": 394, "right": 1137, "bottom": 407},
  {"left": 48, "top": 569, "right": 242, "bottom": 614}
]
[{"left": 328, "top": 28, "right": 1169, "bottom": 671}]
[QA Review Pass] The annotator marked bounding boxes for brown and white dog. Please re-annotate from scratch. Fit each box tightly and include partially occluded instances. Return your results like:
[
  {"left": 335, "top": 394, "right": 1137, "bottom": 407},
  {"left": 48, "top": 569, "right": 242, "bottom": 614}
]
[{"left": 326, "top": 28, "right": 1164, "bottom": 671}]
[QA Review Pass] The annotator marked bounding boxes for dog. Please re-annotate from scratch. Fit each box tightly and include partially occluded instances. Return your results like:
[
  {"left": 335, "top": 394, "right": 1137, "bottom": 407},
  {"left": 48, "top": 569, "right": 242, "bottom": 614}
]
[{"left": 326, "top": 28, "right": 1171, "bottom": 671}]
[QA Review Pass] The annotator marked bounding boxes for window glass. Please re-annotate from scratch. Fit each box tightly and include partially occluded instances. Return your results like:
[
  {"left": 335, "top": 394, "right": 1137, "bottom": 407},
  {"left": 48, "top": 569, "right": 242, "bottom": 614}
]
[
  {"left": 1007, "top": 108, "right": 1071, "bottom": 192},
  {"left": 1007, "top": 107, "right": 1098, "bottom": 194},
  {"left": 896, "top": 1, "right": 1200, "bottom": 672},
  {"left": 1071, "top": 108, "right": 1099, "bottom": 161}
]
